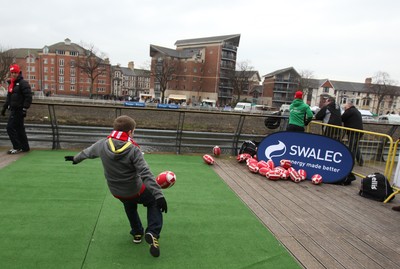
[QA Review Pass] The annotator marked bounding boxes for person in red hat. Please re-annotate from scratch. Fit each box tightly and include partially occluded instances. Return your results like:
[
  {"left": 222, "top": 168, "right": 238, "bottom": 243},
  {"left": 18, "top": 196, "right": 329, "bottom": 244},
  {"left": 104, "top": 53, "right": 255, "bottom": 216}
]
[
  {"left": 1, "top": 64, "right": 32, "bottom": 154},
  {"left": 286, "top": 90, "right": 313, "bottom": 132}
]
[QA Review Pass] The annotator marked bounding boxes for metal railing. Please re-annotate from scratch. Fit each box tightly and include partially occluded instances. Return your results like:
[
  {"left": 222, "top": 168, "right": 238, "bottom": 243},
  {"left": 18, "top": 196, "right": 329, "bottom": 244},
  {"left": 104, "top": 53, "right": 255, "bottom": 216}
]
[{"left": 0, "top": 101, "right": 282, "bottom": 155}]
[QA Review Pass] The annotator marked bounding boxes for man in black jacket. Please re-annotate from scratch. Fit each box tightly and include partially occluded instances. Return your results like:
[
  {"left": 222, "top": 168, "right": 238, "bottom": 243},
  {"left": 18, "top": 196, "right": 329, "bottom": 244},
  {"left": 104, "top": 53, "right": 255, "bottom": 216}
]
[
  {"left": 1, "top": 64, "right": 32, "bottom": 154},
  {"left": 315, "top": 96, "right": 342, "bottom": 140},
  {"left": 341, "top": 101, "right": 364, "bottom": 166}
]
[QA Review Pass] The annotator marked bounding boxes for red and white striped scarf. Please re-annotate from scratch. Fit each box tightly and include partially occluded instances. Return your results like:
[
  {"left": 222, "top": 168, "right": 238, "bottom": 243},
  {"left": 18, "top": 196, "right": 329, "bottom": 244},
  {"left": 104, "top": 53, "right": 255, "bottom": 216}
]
[
  {"left": 8, "top": 78, "right": 16, "bottom": 93},
  {"left": 107, "top": 131, "right": 139, "bottom": 147}
]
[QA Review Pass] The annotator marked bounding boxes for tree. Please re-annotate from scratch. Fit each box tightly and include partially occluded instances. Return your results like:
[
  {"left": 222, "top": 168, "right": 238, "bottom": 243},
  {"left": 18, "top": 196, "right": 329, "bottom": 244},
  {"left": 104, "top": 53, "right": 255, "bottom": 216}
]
[
  {"left": 298, "top": 69, "right": 314, "bottom": 97},
  {"left": 150, "top": 56, "right": 179, "bottom": 103},
  {"left": 231, "top": 61, "right": 254, "bottom": 104},
  {"left": 0, "top": 46, "right": 15, "bottom": 84},
  {"left": 75, "top": 44, "right": 108, "bottom": 98},
  {"left": 366, "top": 71, "right": 399, "bottom": 114}
]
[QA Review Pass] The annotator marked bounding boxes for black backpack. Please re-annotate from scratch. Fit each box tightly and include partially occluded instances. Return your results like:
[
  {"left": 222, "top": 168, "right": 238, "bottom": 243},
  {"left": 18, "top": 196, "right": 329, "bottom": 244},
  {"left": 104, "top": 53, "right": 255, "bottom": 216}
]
[
  {"left": 239, "top": 140, "right": 258, "bottom": 157},
  {"left": 333, "top": 172, "right": 356, "bottom": 186},
  {"left": 359, "top": 173, "right": 394, "bottom": 202}
]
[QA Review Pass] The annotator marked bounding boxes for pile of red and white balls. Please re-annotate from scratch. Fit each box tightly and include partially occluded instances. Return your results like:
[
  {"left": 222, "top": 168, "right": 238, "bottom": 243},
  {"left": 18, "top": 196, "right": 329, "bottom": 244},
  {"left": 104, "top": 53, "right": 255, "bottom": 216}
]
[{"left": 237, "top": 153, "right": 323, "bottom": 185}]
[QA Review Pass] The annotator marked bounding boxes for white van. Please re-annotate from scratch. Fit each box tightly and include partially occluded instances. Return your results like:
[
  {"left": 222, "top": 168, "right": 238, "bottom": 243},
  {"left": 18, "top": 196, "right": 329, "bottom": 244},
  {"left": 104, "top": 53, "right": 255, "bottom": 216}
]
[
  {"left": 378, "top": 114, "right": 400, "bottom": 124},
  {"left": 200, "top": 99, "right": 217, "bottom": 108},
  {"left": 234, "top": 102, "right": 253, "bottom": 112}
]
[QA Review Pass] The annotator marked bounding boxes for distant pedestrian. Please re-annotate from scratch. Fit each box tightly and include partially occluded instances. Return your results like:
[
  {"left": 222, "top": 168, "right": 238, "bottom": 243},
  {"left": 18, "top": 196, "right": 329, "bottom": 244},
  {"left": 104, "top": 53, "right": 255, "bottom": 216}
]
[
  {"left": 1, "top": 64, "right": 32, "bottom": 154},
  {"left": 286, "top": 91, "right": 313, "bottom": 132},
  {"left": 341, "top": 101, "right": 364, "bottom": 166},
  {"left": 315, "top": 96, "right": 342, "bottom": 140}
]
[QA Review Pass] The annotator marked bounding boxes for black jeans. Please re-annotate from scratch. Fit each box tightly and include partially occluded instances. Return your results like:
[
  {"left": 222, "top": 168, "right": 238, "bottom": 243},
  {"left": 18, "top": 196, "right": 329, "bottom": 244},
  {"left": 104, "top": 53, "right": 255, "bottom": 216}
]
[
  {"left": 118, "top": 188, "right": 163, "bottom": 238},
  {"left": 6, "top": 109, "right": 30, "bottom": 151}
]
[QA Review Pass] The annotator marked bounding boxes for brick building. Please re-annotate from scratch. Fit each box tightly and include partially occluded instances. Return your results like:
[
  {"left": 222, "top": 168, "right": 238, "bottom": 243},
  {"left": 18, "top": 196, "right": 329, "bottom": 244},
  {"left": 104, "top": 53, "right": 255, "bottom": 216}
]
[
  {"left": 262, "top": 66, "right": 400, "bottom": 114},
  {"left": 149, "top": 34, "right": 240, "bottom": 106},
  {"left": 3, "top": 38, "right": 112, "bottom": 98},
  {"left": 111, "top": 61, "right": 150, "bottom": 100}
]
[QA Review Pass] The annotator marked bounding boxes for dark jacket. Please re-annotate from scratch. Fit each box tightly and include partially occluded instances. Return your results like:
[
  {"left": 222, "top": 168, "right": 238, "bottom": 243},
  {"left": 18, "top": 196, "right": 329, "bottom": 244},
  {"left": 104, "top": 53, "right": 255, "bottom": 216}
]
[
  {"left": 4, "top": 73, "right": 32, "bottom": 111},
  {"left": 341, "top": 106, "right": 363, "bottom": 130},
  {"left": 315, "top": 102, "right": 342, "bottom": 126}
]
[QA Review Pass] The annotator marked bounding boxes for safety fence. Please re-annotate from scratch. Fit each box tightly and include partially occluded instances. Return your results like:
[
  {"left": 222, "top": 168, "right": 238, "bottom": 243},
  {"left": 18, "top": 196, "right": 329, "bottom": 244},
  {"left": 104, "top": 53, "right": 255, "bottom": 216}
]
[
  {"left": 0, "top": 101, "right": 283, "bottom": 155},
  {"left": 308, "top": 121, "right": 400, "bottom": 202}
]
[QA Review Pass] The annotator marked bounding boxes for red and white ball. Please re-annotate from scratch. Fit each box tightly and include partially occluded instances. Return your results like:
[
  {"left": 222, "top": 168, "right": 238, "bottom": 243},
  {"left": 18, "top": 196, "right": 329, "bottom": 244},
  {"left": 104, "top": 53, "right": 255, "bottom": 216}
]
[
  {"left": 298, "top": 169, "right": 307, "bottom": 181},
  {"left": 203, "top": 154, "right": 215, "bottom": 165},
  {"left": 289, "top": 169, "right": 302, "bottom": 183},
  {"left": 280, "top": 159, "right": 292, "bottom": 169},
  {"left": 311, "top": 174, "right": 323, "bottom": 185},
  {"left": 156, "top": 171, "right": 176, "bottom": 189},
  {"left": 257, "top": 160, "right": 269, "bottom": 169},
  {"left": 258, "top": 167, "right": 270, "bottom": 176},
  {"left": 266, "top": 169, "right": 281, "bottom": 181},
  {"left": 248, "top": 162, "right": 259, "bottom": 173},
  {"left": 266, "top": 160, "right": 275, "bottom": 169},
  {"left": 280, "top": 169, "right": 290, "bottom": 179},
  {"left": 237, "top": 153, "right": 252, "bottom": 163},
  {"left": 213, "top": 146, "right": 221, "bottom": 156}
]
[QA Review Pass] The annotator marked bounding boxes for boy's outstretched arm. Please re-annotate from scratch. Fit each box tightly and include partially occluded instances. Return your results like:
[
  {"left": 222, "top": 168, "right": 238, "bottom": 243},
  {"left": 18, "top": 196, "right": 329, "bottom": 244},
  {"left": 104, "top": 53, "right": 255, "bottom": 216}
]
[{"left": 64, "top": 156, "right": 78, "bottom": 164}]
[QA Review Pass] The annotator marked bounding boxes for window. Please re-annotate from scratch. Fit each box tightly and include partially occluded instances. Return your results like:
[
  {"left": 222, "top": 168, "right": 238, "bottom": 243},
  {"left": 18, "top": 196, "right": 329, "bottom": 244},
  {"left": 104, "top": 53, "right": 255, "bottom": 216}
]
[
  {"left": 70, "top": 68, "right": 76, "bottom": 76},
  {"left": 323, "top": 87, "right": 329, "bottom": 93},
  {"left": 43, "top": 58, "right": 48, "bottom": 64},
  {"left": 59, "top": 68, "right": 64, "bottom": 75},
  {"left": 44, "top": 67, "right": 48, "bottom": 73},
  {"left": 59, "top": 76, "right": 64, "bottom": 83},
  {"left": 70, "top": 85, "right": 75, "bottom": 91},
  {"left": 59, "top": 84, "right": 64, "bottom": 91},
  {"left": 70, "top": 77, "right": 76, "bottom": 84},
  {"left": 59, "top": 59, "right": 64, "bottom": 66}
]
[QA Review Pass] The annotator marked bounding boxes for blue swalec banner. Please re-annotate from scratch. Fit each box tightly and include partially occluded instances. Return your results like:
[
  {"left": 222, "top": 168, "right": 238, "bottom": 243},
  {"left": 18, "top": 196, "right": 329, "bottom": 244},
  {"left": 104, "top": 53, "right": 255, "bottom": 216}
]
[{"left": 257, "top": 132, "right": 354, "bottom": 183}]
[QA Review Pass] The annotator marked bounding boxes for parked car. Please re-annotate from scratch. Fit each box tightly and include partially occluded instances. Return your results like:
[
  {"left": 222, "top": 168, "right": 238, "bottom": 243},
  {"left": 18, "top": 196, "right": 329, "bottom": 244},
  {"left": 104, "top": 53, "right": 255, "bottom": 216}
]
[
  {"left": 362, "top": 115, "right": 377, "bottom": 122},
  {"left": 378, "top": 114, "right": 400, "bottom": 124}
]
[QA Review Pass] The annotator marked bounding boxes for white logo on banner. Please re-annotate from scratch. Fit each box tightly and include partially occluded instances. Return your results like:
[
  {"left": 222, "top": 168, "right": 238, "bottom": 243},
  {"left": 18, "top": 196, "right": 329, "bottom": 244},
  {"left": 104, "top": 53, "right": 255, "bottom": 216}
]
[{"left": 265, "top": 140, "right": 286, "bottom": 160}]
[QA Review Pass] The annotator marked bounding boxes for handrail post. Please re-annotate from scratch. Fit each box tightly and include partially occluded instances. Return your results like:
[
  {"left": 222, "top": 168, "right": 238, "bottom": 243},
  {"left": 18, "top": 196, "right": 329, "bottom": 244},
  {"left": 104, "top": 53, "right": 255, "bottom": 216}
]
[
  {"left": 232, "top": 114, "right": 246, "bottom": 155},
  {"left": 176, "top": 111, "right": 185, "bottom": 154},
  {"left": 47, "top": 104, "right": 61, "bottom": 149}
]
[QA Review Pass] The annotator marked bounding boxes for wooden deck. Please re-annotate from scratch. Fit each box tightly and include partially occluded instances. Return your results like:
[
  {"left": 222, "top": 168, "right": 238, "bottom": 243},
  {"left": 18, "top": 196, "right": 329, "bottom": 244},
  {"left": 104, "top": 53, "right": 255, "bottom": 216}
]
[{"left": 213, "top": 157, "right": 400, "bottom": 269}]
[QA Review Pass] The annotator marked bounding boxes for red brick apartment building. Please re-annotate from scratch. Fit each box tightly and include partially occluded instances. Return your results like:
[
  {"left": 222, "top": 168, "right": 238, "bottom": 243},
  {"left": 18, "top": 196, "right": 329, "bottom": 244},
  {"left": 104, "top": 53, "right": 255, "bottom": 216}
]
[
  {"left": 149, "top": 34, "right": 241, "bottom": 106},
  {"left": 3, "top": 38, "right": 111, "bottom": 98}
]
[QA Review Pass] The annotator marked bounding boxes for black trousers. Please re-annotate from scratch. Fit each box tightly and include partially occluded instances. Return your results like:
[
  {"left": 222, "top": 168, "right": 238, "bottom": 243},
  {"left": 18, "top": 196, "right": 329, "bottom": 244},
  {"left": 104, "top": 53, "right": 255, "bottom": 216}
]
[
  {"left": 118, "top": 188, "right": 163, "bottom": 238},
  {"left": 286, "top": 124, "right": 305, "bottom": 132},
  {"left": 6, "top": 109, "right": 30, "bottom": 151},
  {"left": 347, "top": 131, "right": 364, "bottom": 165}
]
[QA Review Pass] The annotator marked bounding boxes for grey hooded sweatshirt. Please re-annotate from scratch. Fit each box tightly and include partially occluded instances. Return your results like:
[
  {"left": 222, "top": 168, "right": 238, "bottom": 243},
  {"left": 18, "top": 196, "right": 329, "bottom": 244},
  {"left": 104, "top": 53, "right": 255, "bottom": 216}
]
[{"left": 73, "top": 138, "right": 163, "bottom": 199}]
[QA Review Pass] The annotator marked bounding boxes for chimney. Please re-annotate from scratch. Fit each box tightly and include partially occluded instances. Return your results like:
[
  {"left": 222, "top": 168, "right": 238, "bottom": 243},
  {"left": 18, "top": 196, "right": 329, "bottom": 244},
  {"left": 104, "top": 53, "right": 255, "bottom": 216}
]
[
  {"left": 128, "top": 61, "right": 134, "bottom": 70},
  {"left": 365, "top": 77, "right": 372, "bottom": 84}
]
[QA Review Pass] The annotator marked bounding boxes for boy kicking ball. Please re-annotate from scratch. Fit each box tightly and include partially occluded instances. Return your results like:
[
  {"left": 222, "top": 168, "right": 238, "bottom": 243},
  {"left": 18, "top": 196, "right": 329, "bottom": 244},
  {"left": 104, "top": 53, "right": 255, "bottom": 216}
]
[{"left": 65, "top": 115, "right": 167, "bottom": 257}]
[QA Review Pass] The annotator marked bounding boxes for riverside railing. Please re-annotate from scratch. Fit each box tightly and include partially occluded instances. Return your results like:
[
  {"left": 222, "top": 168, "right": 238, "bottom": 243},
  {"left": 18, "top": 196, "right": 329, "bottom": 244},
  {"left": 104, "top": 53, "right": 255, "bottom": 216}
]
[{"left": 0, "top": 100, "right": 287, "bottom": 155}]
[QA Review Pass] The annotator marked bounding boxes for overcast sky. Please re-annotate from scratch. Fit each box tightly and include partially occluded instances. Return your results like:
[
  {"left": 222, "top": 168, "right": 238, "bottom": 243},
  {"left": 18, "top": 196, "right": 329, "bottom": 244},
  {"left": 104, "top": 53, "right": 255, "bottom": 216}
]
[{"left": 2, "top": 0, "right": 399, "bottom": 84}]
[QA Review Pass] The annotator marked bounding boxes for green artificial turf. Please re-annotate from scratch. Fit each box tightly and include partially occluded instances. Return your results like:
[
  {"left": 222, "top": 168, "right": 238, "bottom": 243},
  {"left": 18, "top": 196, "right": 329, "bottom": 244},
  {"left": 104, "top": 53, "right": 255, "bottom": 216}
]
[{"left": 0, "top": 151, "right": 300, "bottom": 269}]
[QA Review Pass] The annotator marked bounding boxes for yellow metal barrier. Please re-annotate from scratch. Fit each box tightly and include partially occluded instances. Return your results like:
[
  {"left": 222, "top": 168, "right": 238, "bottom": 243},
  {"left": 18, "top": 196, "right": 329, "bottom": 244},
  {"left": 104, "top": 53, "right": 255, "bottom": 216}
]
[
  {"left": 308, "top": 121, "right": 398, "bottom": 203},
  {"left": 384, "top": 139, "right": 400, "bottom": 203}
]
